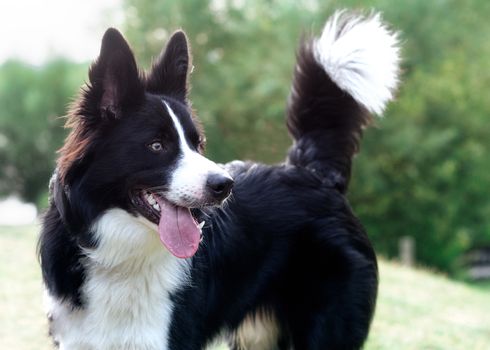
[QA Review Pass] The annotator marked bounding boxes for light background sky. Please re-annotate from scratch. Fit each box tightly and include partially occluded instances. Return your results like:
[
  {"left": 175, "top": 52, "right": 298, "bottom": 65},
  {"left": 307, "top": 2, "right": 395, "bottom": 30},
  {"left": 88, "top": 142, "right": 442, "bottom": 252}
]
[
  {"left": 0, "top": 0, "right": 123, "bottom": 223},
  {"left": 0, "top": 0, "right": 123, "bottom": 65}
]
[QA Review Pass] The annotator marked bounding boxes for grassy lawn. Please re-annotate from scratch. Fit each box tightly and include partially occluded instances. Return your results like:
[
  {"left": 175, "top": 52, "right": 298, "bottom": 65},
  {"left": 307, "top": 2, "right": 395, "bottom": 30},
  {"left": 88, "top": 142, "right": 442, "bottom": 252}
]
[
  {"left": 1, "top": 224, "right": 489, "bottom": 349},
  {"left": 0, "top": 224, "right": 51, "bottom": 350},
  {"left": 365, "top": 262, "right": 490, "bottom": 350}
]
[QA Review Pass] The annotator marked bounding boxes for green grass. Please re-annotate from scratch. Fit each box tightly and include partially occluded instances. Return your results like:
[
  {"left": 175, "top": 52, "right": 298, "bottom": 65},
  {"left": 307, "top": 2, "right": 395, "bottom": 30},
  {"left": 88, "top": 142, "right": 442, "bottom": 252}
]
[
  {"left": 1, "top": 225, "right": 490, "bottom": 349},
  {"left": 0, "top": 224, "right": 51, "bottom": 350},
  {"left": 365, "top": 262, "right": 490, "bottom": 350}
]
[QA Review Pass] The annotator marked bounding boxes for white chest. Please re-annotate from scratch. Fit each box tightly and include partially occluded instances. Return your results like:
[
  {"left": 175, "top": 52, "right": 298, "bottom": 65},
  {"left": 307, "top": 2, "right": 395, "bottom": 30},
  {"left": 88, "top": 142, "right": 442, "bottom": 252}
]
[{"left": 45, "top": 209, "right": 190, "bottom": 350}]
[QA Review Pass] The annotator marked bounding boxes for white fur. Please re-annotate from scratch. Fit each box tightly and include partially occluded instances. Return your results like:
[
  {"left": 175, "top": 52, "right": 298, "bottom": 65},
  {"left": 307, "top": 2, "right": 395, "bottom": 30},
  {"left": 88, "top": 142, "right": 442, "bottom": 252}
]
[
  {"left": 45, "top": 209, "right": 190, "bottom": 350},
  {"left": 314, "top": 10, "right": 400, "bottom": 115},
  {"left": 233, "top": 311, "right": 280, "bottom": 350},
  {"left": 163, "top": 100, "right": 232, "bottom": 206}
]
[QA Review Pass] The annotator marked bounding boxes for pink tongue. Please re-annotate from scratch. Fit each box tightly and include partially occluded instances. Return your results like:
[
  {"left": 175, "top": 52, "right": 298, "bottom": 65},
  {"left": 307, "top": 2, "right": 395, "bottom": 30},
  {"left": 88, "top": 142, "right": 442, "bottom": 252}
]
[{"left": 155, "top": 196, "right": 201, "bottom": 258}]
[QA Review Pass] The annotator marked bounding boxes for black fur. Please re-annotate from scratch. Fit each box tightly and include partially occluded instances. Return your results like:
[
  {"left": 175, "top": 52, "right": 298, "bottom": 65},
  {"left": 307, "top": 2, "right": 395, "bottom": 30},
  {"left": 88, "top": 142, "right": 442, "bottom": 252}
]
[
  {"left": 170, "top": 163, "right": 377, "bottom": 349},
  {"left": 167, "top": 37, "right": 377, "bottom": 350},
  {"left": 39, "top": 25, "right": 378, "bottom": 350}
]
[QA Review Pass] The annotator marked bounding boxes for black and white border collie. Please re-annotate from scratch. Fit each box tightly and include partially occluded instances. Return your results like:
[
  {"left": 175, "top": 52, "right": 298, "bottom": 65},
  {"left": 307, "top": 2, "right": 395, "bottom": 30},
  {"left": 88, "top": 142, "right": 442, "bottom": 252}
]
[{"left": 39, "top": 11, "right": 400, "bottom": 350}]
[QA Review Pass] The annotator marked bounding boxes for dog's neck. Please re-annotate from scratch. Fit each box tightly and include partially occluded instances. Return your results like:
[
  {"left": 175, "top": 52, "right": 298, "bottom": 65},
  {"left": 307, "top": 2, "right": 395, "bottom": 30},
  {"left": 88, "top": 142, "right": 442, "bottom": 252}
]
[{"left": 86, "top": 209, "right": 169, "bottom": 267}]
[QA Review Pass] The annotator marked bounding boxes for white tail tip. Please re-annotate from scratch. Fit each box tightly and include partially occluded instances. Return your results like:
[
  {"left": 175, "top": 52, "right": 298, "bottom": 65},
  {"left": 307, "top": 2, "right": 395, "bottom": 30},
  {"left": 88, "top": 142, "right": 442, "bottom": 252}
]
[{"left": 314, "top": 10, "right": 401, "bottom": 115}]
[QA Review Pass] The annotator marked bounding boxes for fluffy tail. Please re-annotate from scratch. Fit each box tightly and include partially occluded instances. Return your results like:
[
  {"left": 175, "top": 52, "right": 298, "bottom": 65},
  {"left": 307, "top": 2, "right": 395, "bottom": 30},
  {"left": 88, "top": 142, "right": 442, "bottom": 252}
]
[{"left": 286, "top": 11, "right": 400, "bottom": 192}]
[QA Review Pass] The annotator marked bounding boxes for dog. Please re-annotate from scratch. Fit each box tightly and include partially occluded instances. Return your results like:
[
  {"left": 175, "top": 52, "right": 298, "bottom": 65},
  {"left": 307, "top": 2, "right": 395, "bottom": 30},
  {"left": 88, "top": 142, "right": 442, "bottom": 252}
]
[{"left": 39, "top": 10, "right": 400, "bottom": 350}]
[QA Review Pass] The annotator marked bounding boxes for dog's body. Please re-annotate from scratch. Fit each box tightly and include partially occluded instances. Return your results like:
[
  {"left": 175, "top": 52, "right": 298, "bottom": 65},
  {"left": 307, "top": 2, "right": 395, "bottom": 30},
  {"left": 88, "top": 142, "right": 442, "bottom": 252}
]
[{"left": 39, "top": 11, "right": 400, "bottom": 350}]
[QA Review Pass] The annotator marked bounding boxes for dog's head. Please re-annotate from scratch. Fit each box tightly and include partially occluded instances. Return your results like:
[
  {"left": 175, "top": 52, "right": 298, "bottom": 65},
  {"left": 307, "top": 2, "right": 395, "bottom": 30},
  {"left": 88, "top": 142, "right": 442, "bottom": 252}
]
[{"left": 55, "top": 29, "right": 233, "bottom": 258}]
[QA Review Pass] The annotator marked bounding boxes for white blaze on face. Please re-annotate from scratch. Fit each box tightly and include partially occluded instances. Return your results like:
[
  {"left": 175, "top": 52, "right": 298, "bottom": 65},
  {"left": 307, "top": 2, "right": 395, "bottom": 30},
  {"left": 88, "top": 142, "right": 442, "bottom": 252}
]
[{"left": 163, "top": 101, "right": 232, "bottom": 206}]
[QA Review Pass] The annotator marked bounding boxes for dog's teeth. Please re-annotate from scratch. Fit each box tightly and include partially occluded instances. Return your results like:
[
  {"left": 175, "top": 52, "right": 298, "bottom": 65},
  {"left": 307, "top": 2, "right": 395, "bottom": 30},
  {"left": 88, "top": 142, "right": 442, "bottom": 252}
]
[
  {"left": 146, "top": 194, "right": 156, "bottom": 205},
  {"left": 197, "top": 221, "right": 205, "bottom": 230},
  {"left": 152, "top": 203, "right": 160, "bottom": 211}
]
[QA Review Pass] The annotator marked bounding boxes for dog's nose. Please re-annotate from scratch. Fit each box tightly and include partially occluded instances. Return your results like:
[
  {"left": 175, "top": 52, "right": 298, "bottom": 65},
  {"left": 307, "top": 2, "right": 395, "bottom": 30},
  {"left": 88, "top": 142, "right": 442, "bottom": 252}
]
[{"left": 206, "top": 174, "right": 234, "bottom": 201}]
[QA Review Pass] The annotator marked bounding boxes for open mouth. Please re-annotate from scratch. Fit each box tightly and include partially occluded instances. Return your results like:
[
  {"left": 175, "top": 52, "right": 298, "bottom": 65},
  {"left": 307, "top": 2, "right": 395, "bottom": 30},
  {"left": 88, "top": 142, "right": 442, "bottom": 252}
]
[{"left": 131, "top": 189, "right": 205, "bottom": 259}]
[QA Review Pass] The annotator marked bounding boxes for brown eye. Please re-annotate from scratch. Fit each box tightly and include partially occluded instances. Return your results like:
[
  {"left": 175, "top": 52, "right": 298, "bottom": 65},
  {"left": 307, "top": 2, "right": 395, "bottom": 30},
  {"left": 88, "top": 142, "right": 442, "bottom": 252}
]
[{"left": 148, "top": 141, "right": 164, "bottom": 152}]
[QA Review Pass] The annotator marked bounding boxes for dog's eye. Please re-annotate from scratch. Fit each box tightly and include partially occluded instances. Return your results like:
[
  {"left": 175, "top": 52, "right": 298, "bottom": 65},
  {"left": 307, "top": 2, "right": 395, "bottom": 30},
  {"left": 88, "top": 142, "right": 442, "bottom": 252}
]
[{"left": 148, "top": 141, "right": 164, "bottom": 153}]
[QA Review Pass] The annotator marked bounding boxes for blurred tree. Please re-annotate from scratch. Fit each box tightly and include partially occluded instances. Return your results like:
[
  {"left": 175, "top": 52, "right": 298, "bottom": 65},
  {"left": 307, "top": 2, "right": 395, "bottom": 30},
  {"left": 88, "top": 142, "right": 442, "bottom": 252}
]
[
  {"left": 122, "top": 0, "right": 490, "bottom": 273},
  {"left": 346, "top": 0, "right": 490, "bottom": 271},
  {"left": 123, "top": 0, "right": 335, "bottom": 162},
  {"left": 1, "top": 0, "right": 488, "bottom": 273},
  {"left": 0, "top": 60, "right": 86, "bottom": 205}
]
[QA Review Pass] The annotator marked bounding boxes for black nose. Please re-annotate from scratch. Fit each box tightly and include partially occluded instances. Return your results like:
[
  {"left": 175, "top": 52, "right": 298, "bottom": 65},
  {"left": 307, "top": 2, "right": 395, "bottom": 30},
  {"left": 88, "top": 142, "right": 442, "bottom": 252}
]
[{"left": 206, "top": 174, "right": 234, "bottom": 201}]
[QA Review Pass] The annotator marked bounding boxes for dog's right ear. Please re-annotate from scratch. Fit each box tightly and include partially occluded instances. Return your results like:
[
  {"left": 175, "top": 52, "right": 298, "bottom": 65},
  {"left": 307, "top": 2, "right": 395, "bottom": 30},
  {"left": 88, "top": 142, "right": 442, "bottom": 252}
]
[
  {"left": 146, "top": 30, "right": 191, "bottom": 101},
  {"left": 87, "top": 28, "right": 144, "bottom": 119}
]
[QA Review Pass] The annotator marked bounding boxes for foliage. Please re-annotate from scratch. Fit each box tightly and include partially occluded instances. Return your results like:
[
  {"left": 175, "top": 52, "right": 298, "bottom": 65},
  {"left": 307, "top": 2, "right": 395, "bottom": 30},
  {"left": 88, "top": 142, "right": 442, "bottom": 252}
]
[
  {"left": 348, "top": 0, "right": 490, "bottom": 271},
  {"left": 0, "top": 60, "right": 86, "bottom": 205},
  {"left": 1, "top": 0, "right": 489, "bottom": 273},
  {"left": 122, "top": 0, "right": 335, "bottom": 163},
  {"left": 121, "top": 0, "right": 490, "bottom": 273}
]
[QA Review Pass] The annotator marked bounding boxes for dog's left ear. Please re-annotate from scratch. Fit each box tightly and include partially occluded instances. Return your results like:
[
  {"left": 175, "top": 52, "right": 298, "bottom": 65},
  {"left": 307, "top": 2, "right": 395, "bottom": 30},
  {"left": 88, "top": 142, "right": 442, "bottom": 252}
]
[{"left": 146, "top": 30, "right": 191, "bottom": 101}]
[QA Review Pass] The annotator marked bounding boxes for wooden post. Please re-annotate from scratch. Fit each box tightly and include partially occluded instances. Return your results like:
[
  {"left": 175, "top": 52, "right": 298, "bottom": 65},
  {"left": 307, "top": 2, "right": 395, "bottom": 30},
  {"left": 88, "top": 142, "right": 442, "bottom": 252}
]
[{"left": 399, "top": 236, "right": 415, "bottom": 267}]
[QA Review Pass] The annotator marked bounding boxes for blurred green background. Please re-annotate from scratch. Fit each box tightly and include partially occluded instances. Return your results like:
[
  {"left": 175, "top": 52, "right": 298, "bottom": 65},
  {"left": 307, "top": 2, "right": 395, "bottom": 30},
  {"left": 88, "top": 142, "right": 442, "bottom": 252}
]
[
  {"left": 2, "top": 0, "right": 490, "bottom": 275},
  {"left": 2, "top": 0, "right": 490, "bottom": 349}
]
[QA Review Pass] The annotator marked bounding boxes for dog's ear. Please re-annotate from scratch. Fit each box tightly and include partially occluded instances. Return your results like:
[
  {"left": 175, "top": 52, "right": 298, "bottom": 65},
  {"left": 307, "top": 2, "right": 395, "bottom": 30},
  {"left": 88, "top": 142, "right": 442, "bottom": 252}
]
[
  {"left": 146, "top": 30, "right": 191, "bottom": 101},
  {"left": 88, "top": 28, "right": 144, "bottom": 119}
]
